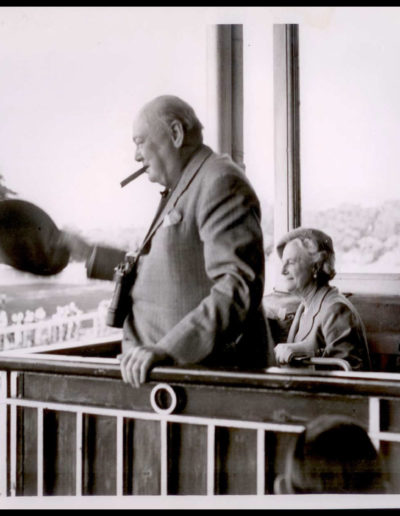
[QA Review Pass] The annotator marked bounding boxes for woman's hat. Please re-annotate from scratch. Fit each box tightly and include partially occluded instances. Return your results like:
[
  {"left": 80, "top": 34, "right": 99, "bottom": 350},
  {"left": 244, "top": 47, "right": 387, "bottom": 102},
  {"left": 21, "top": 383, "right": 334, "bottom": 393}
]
[
  {"left": 276, "top": 227, "right": 334, "bottom": 258},
  {"left": 0, "top": 199, "right": 70, "bottom": 275}
]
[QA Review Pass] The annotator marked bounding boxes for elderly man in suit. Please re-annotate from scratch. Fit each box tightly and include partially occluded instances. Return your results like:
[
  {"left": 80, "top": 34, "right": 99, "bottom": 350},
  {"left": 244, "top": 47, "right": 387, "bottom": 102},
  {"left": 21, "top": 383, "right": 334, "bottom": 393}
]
[
  {"left": 61, "top": 95, "right": 272, "bottom": 387},
  {"left": 103, "top": 94, "right": 272, "bottom": 387}
]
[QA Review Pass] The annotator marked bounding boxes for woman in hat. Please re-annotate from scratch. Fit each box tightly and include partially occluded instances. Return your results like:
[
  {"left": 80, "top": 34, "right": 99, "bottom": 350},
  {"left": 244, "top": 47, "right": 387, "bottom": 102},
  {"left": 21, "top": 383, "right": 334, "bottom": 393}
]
[{"left": 274, "top": 227, "right": 371, "bottom": 371}]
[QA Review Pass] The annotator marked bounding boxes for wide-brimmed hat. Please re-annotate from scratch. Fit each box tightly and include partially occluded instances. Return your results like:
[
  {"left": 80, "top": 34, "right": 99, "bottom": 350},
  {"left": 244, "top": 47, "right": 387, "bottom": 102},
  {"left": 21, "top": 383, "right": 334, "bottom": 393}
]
[
  {"left": 0, "top": 199, "right": 70, "bottom": 275},
  {"left": 276, "top": 227, "right": 334, "bottom": 258}
]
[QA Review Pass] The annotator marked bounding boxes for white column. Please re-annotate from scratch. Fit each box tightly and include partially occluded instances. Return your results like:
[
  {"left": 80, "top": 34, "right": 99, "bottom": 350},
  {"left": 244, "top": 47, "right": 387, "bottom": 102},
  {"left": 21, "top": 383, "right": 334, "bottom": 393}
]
[
  {"left": 273, "top": 24, "right": 301, "bottom": 244},
  {"left": 207, "top": 24, "right": 244, "bottom": 169}
]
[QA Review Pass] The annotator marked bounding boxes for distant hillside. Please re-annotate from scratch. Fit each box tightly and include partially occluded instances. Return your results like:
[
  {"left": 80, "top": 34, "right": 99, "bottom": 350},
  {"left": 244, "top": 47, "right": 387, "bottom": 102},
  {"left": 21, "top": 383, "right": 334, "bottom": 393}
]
[
  {"left": 259, "top": 199, "right": 400, "bottom": 272},
  {"left": 63, "top": 199, "right": 400, "bottom": 273},
  {"left": 301, "top": 200, "right": 400, "bottom": 271}
]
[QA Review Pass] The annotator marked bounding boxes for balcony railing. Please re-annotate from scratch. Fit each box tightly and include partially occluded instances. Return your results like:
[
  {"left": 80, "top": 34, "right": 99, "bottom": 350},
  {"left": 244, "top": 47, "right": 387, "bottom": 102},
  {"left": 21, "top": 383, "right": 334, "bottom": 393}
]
[{"left": 1, "top": 338, "right": 400, "bottom": 501}]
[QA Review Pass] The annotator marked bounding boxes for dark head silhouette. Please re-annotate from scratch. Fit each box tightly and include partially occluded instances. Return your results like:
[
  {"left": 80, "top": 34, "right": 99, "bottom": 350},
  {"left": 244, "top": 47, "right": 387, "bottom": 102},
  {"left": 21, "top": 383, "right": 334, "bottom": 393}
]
[
  {"left": 275, "top": 414, "right": 386, "bottom": 494},
  {"left": 0, "top": 199, "right": 70, "bottom": 275}
]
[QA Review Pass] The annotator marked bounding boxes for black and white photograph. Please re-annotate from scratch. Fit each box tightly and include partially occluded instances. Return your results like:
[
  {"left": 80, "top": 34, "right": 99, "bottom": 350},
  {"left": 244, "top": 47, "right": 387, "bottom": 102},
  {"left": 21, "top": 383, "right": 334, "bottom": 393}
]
[{"left": 0, "top": 5, "right": 399, "bottom": 510}]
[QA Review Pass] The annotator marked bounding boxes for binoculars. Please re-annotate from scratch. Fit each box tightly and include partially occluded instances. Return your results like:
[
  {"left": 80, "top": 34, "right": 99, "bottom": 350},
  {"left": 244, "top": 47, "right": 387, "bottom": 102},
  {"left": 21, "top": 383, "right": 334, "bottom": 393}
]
[{"left": 106, "top": 255, "right": 137, "bottom": 328}]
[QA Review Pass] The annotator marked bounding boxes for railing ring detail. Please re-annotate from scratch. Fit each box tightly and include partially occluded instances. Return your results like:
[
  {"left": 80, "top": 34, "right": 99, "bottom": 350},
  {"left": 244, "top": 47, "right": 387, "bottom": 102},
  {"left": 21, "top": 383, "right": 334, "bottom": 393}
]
[{"left": 150, "top": 383, "right": 178, "bottom": 415}]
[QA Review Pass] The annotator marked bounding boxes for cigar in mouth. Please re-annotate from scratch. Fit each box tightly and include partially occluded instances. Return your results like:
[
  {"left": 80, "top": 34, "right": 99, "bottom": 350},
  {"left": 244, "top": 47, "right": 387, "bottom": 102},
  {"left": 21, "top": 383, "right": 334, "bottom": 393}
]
[{"left": 120, "top": 166, "right": 148, "bottom": 188}]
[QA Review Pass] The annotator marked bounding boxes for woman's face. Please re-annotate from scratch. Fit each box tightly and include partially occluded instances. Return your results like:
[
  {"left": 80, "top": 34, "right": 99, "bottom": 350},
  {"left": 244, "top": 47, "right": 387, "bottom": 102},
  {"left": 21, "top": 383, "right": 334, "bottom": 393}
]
[{"left": 281, "top": 239, "right": 316, "bottom": 296}]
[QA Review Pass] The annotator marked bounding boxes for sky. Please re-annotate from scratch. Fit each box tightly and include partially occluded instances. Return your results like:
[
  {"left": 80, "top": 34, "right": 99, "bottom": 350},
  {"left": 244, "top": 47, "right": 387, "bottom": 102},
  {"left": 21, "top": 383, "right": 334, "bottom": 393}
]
[
  {"left": 1, "top": 6, "right": 399, "bottom": 233},
  {"left": 299, "top": 7, "right": 400, "bottom": 212}
]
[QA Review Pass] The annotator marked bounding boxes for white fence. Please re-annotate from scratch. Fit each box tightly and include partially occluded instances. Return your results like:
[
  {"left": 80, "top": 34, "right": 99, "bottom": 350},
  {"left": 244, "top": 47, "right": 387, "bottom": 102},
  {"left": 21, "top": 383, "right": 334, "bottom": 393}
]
[
  {"left": 0, "top": 369, "right": 305, "bottom": 497},
  {"left": 0, "top": 300, "right": 120, "bottom": 351}
]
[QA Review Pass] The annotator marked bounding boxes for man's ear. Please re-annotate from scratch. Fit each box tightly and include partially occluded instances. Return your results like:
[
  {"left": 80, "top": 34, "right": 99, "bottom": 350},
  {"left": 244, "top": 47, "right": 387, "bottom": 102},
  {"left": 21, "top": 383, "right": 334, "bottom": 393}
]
[{"left": 170, "top": 120, "right": 184, "bottom": 148}]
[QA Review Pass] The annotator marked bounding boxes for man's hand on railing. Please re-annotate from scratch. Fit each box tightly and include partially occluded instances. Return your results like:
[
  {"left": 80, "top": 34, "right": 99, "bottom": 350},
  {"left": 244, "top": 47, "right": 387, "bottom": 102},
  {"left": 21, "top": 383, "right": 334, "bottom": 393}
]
[{"left": 117, "top": 346, "right": 171, "bottom": 388}]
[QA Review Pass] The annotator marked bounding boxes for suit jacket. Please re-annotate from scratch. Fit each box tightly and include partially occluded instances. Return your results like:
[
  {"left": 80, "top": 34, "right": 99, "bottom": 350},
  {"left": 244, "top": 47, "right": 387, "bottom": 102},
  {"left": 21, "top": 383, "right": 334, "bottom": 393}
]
[
  {"left": 287, "top": 285, "right": 371, "bottom": 371},
  {"left": 119, "top": 144, "right": 273, "bottom": 369}
]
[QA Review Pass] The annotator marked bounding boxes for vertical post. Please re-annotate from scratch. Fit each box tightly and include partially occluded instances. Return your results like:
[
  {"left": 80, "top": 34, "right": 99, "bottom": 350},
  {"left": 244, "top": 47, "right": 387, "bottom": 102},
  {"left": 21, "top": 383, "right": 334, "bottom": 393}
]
[
  {"left": 160, "top": 419, "right": 168, "bottom": 496},
  {"left": 76, "top": 411, "right": 82, "bottom": 496},
  {"left": 0, "top": 372, "right": 8, "bottom": 497},
  {"left": 256, "top": 428, "right": 265, "bottom": 495},
  {"left": 207, "top": 424, "right": 215, "bottom": 495},
  {"left": 10, "top": 373, "right": 18, "bottom": 497},
  {"left": 116, "top": 415, "right": 123, "bottom": 496},
  {"left": 231, "top": 25, "right": 244, "bottom": 169},
  {"left": 37, "top": 407, "right": 44, "bottom": 496},
  {"left": 207, "top": 24, "right": 244, "bottom": 169},
  {"left": 369, "top": 397, "right": 381, "bottom": 452},
  {"left": 273, "top": 24, "right": 301, "bottom": 244}
]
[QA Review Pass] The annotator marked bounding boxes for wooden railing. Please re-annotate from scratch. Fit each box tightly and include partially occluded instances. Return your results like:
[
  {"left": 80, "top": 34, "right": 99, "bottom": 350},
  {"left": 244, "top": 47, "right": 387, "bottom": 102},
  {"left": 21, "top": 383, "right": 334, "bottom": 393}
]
[{"left": 1, "top": 338, "right": 400, "bottom": 498}]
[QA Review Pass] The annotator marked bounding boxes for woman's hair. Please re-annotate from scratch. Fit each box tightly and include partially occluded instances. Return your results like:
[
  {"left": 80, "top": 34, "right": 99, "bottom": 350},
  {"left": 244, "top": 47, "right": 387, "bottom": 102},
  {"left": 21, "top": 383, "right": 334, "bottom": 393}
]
[
  {"left": 292, "top": 234, "right": 336, "bottom": 286},
  {"left": 282, "top": 415, "right": 386, "bottom": 494},
  {"left": 276, "top": 228, "right": 336, "bottom": 285}
]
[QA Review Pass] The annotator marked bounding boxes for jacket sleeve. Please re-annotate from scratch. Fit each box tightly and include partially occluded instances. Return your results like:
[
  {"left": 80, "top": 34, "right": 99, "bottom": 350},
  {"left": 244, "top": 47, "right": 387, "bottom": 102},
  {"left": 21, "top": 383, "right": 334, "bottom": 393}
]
[
  {"left": 86, "top": 245, "right": 127, "bottom": 281},
  {"left": 156, "top": 170, "right": 265, "bottom": 364},
  {"left": 320, "top": 301, "right": 369, "bottom": 370}
]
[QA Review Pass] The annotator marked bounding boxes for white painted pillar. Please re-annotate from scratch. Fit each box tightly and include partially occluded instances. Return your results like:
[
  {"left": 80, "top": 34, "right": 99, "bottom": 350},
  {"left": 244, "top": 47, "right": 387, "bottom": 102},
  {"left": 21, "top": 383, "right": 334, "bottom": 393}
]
[
  {"left": 273, "top": 24, "right": 301, "bottom": 245},
  {"left": 207, "top": 24, "right": 244, "bottom": 169}
]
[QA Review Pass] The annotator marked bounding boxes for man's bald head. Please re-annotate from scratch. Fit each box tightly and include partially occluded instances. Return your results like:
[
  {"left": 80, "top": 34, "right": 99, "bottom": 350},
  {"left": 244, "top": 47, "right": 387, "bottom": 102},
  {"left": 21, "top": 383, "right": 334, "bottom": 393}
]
[
  {"left": 132, "top": 96, "right": 204, "bottom": 188},
  {"left": 139, "top": 95, "right": 203, "bottom": 148}
]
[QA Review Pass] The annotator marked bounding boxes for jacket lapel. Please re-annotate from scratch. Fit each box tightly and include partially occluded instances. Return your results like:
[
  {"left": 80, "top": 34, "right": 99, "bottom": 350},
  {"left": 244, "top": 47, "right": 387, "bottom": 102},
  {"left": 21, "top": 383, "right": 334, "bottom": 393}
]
[
  {"left": 139, "top": 145, "right": 213, "bottom": 250},
  {"left": 291, "top": 285, "right": 332, "bottom": 342},
  {"left": 165, "top": 144, "right": 213, "bottom": 212},
  {"left": 287, "top": 302, "right": 305, "bottom": 342}
]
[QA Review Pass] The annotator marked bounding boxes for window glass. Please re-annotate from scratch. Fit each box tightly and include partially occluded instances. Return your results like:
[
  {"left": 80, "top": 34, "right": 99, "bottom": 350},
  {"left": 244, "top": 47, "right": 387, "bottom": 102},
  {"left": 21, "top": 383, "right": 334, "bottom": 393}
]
[
  {"left": 300, "top": 8, "right": 400, "bottom": 273},
  {"left": 0, "top": 7, "right": 208, "bottom": 253},
  {"left": 243, "top": 23, "right": 274, "bottom": 290},
  {"left": 0, "top": 6, "right": 210, "bottom": 321},
  {"left": 1, "top": 8, "right": 274, "bottom": 291}
]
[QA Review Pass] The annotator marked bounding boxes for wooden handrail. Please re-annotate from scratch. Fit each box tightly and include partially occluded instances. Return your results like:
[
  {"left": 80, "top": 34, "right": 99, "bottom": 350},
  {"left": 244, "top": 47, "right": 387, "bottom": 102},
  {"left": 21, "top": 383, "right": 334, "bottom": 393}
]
[{"left": 1, "top": 350, "right": 400, "bottom": 398}]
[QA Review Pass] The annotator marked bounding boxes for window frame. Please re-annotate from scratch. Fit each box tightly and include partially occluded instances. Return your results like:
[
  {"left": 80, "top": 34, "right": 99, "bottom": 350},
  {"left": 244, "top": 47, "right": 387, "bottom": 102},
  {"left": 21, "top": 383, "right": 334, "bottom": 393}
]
[{"left": 273, "top": 23, "right": 400, "bottom": 295}]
